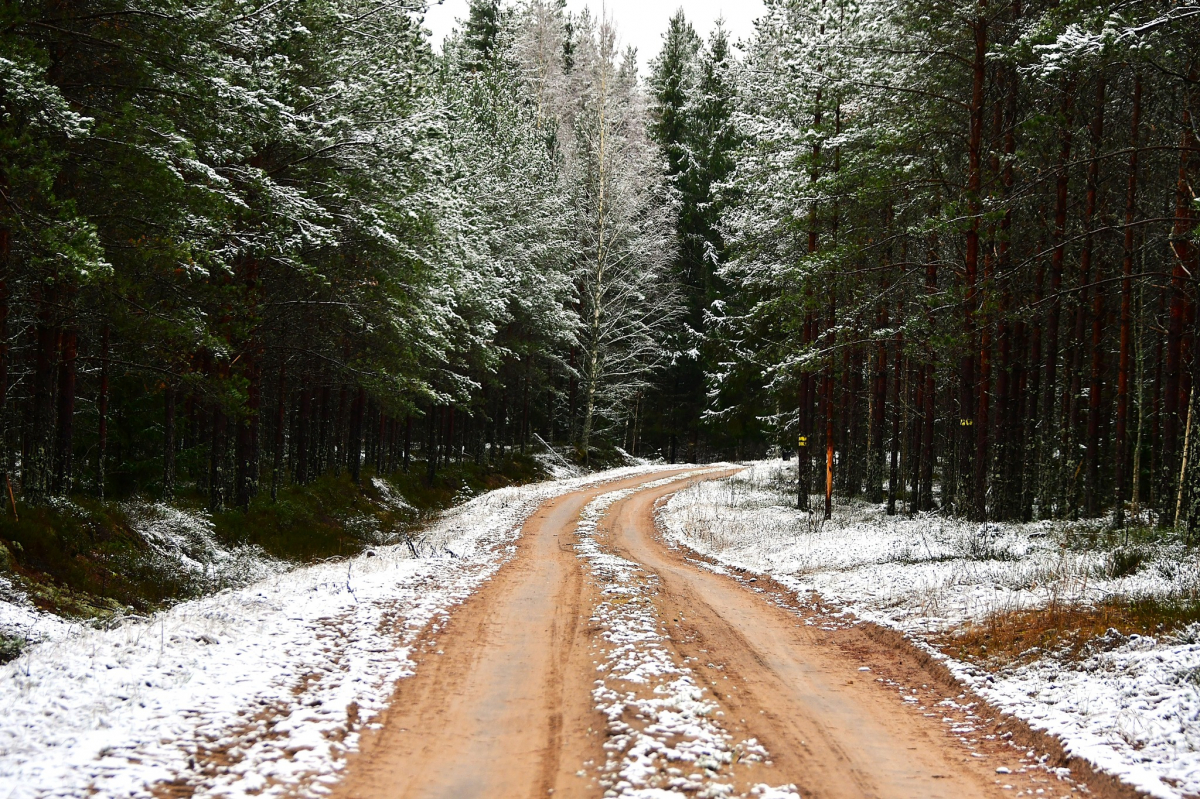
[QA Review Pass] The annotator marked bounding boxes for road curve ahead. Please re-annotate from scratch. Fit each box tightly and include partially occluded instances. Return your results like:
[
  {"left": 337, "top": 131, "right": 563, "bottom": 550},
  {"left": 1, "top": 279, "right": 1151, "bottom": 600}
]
[{"left": 333, "top": 469, "right": 1041, "bottom": 799}]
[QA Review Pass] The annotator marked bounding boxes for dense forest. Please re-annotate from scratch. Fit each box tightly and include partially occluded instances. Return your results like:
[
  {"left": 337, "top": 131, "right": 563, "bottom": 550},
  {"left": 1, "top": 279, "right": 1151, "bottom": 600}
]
[
  {"left": 1, "top": 0, "right": 1199, "bottom": 529},
  {"left": 714, "top": 0, "right": 1200, "bottom": 527}
]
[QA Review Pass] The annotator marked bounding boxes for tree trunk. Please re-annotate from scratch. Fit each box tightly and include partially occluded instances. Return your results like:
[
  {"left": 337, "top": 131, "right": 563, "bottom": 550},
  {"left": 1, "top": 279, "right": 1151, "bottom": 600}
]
[
  {"left": 210, "top": 407, "right": 227, "bottom": 512},
  {"left": 54, "top": 328, "right": 77, "bottom": 495},
  {"left": 0, "top": 235, "right": 8, "bottom": 486},
  {"left": 404, "top": 413, "right": 412, "bottom": 472},
  {"left": 1116, "top": 73, "right": 1142, "bottom": 525},
  {"left": 888, "top": 334, "right": 903, "bottom": 515},
  {"left": 349, "top": 386, "right": 365, "bottom": 484},
  {"left": 1080, "top": 76, "right": 1107, "bottom": 517},
  {"left": 235, "top": 356, "right": 261, "bottom": 509},
  {"left": 1041, "top": 81, "right": 1076, "bottom": 516},
  {"left": 272, "top": 365, "right": 286, "bottom": 500},
  {"left": 28, "top": 300, "right": 58, "bottom": 502},
  {"left": 164, "top": 386, "right": 177, "bottom": 498},
  {"left": 963, "top": 6, "right": 987, "bottom": 520},
  {"left": 98, "top": 327, "right": 109, "bottom": 500},
  {"left": 1165, "top": 67, "right": 1198, "bottom": 522},
  {"left": 296, "top": 389, "right": 312, "bottom": 484}
]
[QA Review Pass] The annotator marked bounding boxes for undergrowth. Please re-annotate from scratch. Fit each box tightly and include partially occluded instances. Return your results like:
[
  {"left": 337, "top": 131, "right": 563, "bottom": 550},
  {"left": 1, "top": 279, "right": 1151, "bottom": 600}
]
[
  {"left": 939, "top": 595, "right": 1200, "bottom": 668},
  {"left": 0, "top": 454, "right": 547, "bottom": 645}
]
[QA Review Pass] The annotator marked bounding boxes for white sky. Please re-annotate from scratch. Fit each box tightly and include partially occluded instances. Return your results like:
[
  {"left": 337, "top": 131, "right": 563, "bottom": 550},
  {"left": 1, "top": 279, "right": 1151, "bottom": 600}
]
[{"left": 421, "top": 0, "right": 765, "bottom": 69}]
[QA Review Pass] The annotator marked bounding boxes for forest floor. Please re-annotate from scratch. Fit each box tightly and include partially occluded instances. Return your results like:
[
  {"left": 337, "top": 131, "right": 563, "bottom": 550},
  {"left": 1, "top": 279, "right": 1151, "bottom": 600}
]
[
  {"left": 0, "top": 462, "right": 1181, "bottom": 798},
  {"left": 0, "top": 453, "right": 553, "bottom": 661}
]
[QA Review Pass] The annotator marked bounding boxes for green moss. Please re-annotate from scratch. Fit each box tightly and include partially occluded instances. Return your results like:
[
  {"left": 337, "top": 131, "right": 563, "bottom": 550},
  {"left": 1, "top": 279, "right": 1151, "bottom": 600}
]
[{"left": 0, "top": 633, "right": 25, "bottom": 664}]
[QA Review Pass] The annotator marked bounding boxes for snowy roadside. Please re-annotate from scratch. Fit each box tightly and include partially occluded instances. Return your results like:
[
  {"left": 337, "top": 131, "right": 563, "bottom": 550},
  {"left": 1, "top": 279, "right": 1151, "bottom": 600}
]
[
  {"left": 0, "top": 464, "right": 676, "bottom": 799},
  {"left": 574, "top": 474, "right": 799, "bottom": 799},
  {"left": 659, "top": 461, "right": 1200, "bottom": 799}
]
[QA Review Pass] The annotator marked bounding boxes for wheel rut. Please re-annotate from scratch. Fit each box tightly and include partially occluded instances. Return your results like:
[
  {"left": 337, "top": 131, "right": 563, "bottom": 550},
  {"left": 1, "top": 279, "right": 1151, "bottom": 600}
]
[{"left": 333, "top": 469, "right": 1094, "bottom": 799}]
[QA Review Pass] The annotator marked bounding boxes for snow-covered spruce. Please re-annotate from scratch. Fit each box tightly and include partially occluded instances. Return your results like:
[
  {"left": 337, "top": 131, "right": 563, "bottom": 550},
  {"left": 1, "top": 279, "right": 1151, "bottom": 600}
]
[
  {"left": 0, "top": 465, "right": 673, "bottom": 799},
  {"left": 574, "top": 477, "right": 799, "bottom": 799},
  {"left": 659, "top": 460, "right": 1200, "bottom": 799}
]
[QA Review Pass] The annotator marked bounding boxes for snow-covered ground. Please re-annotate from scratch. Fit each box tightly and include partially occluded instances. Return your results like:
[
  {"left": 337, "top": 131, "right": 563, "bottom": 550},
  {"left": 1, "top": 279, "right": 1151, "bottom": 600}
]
[
  {"left": 0, "top": 464, "right": 674, "bottom": 799},
  {"left": 574, "top": 477, "right": 798, "bottom": 799},
  {"left": 659, "top": 461, "right": 1200, "bottom": 799}
]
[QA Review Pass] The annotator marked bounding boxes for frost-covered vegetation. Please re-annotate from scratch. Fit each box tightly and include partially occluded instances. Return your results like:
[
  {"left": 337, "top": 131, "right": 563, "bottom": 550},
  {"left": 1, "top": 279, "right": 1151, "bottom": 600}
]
[
  {"left": 0, "top": 454, "right": 552, "bottom": 663},
  {"left": 0, "top": 464, "right": 678, "bottom": 798},
  {"left": 662, "top": 462, "right": 1200, "bottom": 798},
  {"left": 0, "top": 0, "right": 680, "bottom": 530}
]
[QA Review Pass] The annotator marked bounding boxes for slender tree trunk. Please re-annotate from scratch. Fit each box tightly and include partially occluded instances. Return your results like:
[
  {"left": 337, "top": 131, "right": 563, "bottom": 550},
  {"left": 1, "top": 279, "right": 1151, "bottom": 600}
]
[
  {"left": 1079, "top": 76, "right": 1107, "bottom": 517},
  {"left": 210, "top": 407, "right": 227, "bottom": 512},
  {"left": 272, "top": 365, "right": 286, "bottom": 500},
  {"left": 164, "top": 386, "right": 177, "bottom": 498},
  {"left": 235, "top": 355, "right": 261, "bottom": 509},
  {"left": 349, "top": 387, "right": 365, "bottom": 484},
  {"left": 0, "top": 235, "right": 8, "bottom": 488},
  {"left": 824, "top": 298, "right": 835, "bottom": 520},
  {"left": 1041, "top": 82, "right": 1076, "bottom": 516},
  {"left": 426, "top": 405, "right": 438, "bottom": 485},
  {"left": 1165, "top": 67, "right": 1198, "bottom": 522},
  {"left": 868, "top": 308, "right": 888, "bottom": 503},
  {"left": 404, "top": 414, "right": 412, "bottom": 472},
  {"left": 29, "top": 299, "right": 58, "bottom": 502},
  {"left": 296, "top": 389, "right": 311, "bottom": 484},
  {"left": 887, "top": 333, "right": 904, "bottom": 515},
  {"left": 1116, "top": 75, "right": 1142, "bottom": 525},
  {"left": 98, "top": 327, "right": 109, "bottom": 500},
  {"left": 54, "top": 328, "right": 77, "bottom": 495}
]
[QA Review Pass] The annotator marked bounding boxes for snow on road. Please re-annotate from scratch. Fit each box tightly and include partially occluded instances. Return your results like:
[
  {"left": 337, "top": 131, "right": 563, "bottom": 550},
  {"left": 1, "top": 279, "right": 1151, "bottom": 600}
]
[
  {"left": 659, "top": 460, "right": 1200, "bottom": 799},
  {"left": 574, "top": 476, "right": 799, "bottom": 799},
  {"left": 0, "top": 465, "right": 673, "bottom": 799}
]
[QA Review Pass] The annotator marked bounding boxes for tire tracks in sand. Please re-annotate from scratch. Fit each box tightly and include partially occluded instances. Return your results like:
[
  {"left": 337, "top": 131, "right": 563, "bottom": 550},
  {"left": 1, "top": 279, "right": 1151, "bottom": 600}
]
[{"left": 333, "top": 470, "right": 1136, "bottom": 799}]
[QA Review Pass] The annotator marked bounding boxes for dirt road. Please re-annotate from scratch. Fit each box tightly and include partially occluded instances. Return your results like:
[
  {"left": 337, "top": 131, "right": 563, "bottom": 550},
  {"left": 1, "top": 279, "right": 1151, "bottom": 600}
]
[{"left": 333, "top": 470, "right": 1089, "bottom": 799}]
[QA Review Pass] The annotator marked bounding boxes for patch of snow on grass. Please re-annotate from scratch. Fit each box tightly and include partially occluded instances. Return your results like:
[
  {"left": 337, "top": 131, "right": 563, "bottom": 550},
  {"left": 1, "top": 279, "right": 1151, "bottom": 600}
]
[
  {"left": 124, "top": 501, "right": 286, "bottom": 594},
  {"left": 659, "top": 460, "right": 1200, "bottom": 799}
]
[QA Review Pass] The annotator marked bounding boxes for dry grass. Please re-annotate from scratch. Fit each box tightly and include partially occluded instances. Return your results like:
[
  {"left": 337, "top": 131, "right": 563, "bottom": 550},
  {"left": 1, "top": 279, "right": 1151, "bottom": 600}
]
[{"left": 938, "top": 597, "right": 1200, "bottom": 668}]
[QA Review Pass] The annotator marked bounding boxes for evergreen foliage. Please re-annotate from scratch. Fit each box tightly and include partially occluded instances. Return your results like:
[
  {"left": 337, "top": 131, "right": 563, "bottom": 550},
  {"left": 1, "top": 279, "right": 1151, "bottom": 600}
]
[{"left": 0, "top": 0, "right": 676, "bottom": 512}]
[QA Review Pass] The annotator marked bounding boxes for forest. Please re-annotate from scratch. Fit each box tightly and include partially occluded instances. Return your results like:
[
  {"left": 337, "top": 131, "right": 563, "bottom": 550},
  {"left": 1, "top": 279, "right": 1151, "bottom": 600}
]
[{"left": 1, "top": 0, "right": 1199, "bottom": 529}]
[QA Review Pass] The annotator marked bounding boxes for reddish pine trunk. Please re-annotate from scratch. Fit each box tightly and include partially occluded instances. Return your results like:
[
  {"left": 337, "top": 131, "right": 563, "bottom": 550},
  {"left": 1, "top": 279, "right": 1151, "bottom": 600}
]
[
  {"left": 1165, "top": 68, "right": 1197, "bottom": 520},
  {"left": 959, "top": 7, "right": 986, "bottom": 517},
  {"left": 1041, "top": 83, "right": 1076, "bottom": 513},
  {"left": 1083, "top": 77, "right": 1107, "bottom": 516},
  {"left": 824, "top": 300, "right": 835, "bottom": 520},
  {"left": 993, "top": 47, "right": 1019, "bottom": 519},
  {"left": 919, "top": 235, "right": 938, "bottom": 511},
  {"left": 1022, "top": 227, "right": 1047, "bottom": 519}
]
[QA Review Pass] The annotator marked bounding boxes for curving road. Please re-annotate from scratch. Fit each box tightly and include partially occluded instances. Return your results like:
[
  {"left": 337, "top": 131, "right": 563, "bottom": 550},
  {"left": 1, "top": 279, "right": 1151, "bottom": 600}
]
[{"left": 332, "top": 469, "right": 1077, "bottom": 799}]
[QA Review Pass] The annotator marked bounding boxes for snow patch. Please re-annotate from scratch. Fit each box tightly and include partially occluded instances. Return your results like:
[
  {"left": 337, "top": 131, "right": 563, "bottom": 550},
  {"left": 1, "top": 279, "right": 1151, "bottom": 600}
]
[
  {"left": 0, "top": 464, "right": 680, "bottom": 798},
  {"left": 659, "top": 460, "right": 1200, "bottom": 799}
]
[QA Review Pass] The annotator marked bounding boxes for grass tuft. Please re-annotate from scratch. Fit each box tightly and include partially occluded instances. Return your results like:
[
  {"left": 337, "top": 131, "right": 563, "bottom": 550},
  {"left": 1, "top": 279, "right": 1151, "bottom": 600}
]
[{"left": 939, "top": 596, "right": 1200, "bottom": 667}]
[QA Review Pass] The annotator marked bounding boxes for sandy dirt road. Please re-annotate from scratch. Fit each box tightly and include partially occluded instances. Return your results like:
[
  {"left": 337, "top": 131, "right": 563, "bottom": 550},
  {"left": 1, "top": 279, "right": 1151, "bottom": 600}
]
[{"left": 333, "top": 470, "right": 1096, "bottom": 799}]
